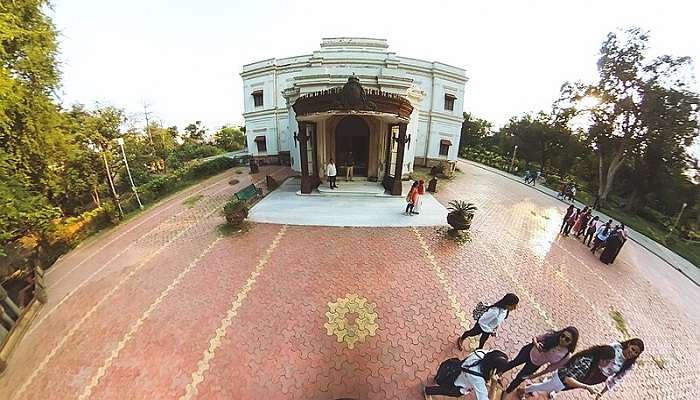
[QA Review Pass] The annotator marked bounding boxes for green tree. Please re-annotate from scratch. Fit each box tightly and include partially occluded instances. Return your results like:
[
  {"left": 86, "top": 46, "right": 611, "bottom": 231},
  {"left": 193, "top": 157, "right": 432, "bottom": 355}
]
[
  {"left": 561, "top": 28, "right": 699, "bottom": 205},
  {"left": 184, "top": 121, "right": 207, "bottom": 143},
  {"left": 500, "top": 113, "right": 567, "bottom": 171},
  {"left": 214, "top": 125, "right": 246, "bottom": 151},
  {"left": 459, "top": 112, "right": 492, "bottom": 153}
]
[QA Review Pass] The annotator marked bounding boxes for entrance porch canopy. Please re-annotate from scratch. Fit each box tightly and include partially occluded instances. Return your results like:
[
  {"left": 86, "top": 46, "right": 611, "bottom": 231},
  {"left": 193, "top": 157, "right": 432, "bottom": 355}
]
[{"left": 292, "top": 76, "right": 414, "bottom": 195}]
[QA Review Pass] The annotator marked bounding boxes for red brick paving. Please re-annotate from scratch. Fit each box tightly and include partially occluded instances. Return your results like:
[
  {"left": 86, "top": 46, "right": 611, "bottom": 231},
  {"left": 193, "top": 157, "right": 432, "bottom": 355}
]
[{"left": 1, "top": 161, "right": 698, "bottom": 400}]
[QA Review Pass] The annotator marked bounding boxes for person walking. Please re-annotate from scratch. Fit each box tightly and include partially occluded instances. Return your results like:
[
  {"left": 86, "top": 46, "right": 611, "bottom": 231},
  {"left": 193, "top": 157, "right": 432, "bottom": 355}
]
[
  {"left": 425, "top": 350, "right": 509, "bottom": 398},
  {"left": 345, "top": 151, "right": 355, "bottom": 181},
  {"left": 500, "top": 327, "right": 579, "bottom": 396},
  {"left": 560, "top": 205, "right": 575, "bottom": 234},
  {"left": 524, "top": 170, "right": 530, "bottom": 184},
  {"left": 600, "top": 228, "right": 625, "bottom": 264},
  {"left": 569, "top": 185, "right": 577, "bottom": 203},
  {"left": 457, "top": 293, "right": 519, "bottom": 351},
  {"left": 405, "top": 181, "right": 419, "bottom": 215},
  {"left": 517, "top": 345, "right": 617, "bottom": 398},
  {"left": 412, "top": 180, "right": 425, "bottom": 215},
  {"left": 557, "top": 181, "right": 566, "bottom": 199},
  {"left": 583, "top": 216, "right": 601, "bottom": 246},
  {"left": 591, "top": 222, "right": 612, "bottom": 253},
  {"left": 326, "top": 158, "right": 337, "bottom": 189}
]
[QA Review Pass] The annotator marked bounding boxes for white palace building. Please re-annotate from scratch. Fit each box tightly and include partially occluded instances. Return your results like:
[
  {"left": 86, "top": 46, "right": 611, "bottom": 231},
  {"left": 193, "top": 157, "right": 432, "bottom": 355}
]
[{"left": 240, "top": 37, "right": 467, "bottom": 195}]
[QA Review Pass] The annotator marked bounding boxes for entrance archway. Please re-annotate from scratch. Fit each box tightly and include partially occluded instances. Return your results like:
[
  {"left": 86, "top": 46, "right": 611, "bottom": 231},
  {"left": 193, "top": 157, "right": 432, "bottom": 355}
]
[{"left": 335, "top": 116, "right": 370, "bottom": 177}]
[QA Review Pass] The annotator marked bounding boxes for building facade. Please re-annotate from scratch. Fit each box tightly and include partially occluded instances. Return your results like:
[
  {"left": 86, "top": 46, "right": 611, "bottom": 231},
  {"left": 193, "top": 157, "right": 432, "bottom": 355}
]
[{"left": 240, "top": 37, "right": 467, "bottom": 194}]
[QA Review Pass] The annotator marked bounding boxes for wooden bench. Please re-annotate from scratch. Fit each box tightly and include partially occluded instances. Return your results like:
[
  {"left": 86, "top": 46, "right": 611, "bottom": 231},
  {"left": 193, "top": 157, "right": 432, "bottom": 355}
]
[{"left": 235, "top": 184, "right": 262, "bottom": 203}]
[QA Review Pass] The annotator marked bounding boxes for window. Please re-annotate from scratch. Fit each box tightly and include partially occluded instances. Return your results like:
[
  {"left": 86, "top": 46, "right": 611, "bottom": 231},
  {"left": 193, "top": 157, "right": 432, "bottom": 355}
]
[
  {"left": 439, "top": 139, "right": 452, "bottom": 156},
  {"left": 254, "top": 135, "right": 267, "bottom": 152},
  {"left": 252, "top": 90, "right": 263, "bottom": 107},
  {"left": 444, "top": 94, "right": 456, "bottom": 111}
]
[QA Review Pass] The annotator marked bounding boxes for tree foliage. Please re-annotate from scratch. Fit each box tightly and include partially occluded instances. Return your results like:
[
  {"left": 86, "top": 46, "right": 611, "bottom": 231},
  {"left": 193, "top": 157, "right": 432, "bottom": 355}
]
[
  {"left": 214, "top": 125, "right": 246, "bottom": 152},
  {"left": 559, "top": 28, "right": 699, "bottom": 204},
  {"left": 0, "top": 1, "right": 240, "bottom": 270}
]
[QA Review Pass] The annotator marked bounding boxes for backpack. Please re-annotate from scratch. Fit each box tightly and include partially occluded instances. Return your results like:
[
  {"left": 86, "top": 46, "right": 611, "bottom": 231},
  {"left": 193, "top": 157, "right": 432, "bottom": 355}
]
[
  {"left": 434, "top": 352, "right": 485, "bottom": 386},
  {"left": 472, "top": 302, "right": 489, "bottom": 321}
]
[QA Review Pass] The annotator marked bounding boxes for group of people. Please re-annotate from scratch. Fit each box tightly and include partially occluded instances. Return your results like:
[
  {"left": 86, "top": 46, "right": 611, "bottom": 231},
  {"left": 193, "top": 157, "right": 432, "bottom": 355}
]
[
  {"left": 424, "top": 293, "right": 645, "bottom": 400},
  {"left": 325, "top": 152, "right": 356, "bottom": 189},
  {"left": 523, "top": 170, "right": 541, "bottom": 186},
  {"left": 405, "top": 180, "right": 425, "bottom": 215},
  {"left": 560, "top": 205, "right": 628, "bottom": 265},
  {"left": 556, "top": 182, "right": 577, "bottom": 203}
]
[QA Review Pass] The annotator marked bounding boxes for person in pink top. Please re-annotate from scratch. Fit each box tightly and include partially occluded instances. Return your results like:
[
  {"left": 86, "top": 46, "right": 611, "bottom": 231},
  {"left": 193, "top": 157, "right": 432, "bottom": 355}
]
[{"left": 500, "top": 326, "right": 579, "bottom": 397}]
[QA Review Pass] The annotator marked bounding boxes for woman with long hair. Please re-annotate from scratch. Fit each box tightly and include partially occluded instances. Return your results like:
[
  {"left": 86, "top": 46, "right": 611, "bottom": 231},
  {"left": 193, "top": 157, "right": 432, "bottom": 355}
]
[
  {"left": 405, "top": 181, "right": 419, "bottom": 215},
  {"left": 591, "top": 222, "right": 612, "bottom": 253},
  {"left": 457, "top": 293, "right": 519, "bottom": 351},
  {"left": 517, "top": 345, "right": 617, "bottom": 397},
  {"left": 563, "top": 208, "right": 580, "bottom": 236},
  {"left": 568, "top": 338, "right": 645, "bottom": 397},
  {"left": 425, "top": 349, "right": 509, "bottom": 398},
  {"left": 500, "top": 327, "right": 579, "bottom": 396},
  {"left": 413, "top": 179, "right": 425, "bottom": 215}
]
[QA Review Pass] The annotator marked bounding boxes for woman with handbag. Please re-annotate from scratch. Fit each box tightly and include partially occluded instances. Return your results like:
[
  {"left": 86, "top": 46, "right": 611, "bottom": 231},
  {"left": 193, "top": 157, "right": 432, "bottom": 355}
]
[
  {"left": 457, "top": 293, "right": 519, "bottom": 351},
  {"left": 424, "top": 349, "right": 509, "bottom": 398}
]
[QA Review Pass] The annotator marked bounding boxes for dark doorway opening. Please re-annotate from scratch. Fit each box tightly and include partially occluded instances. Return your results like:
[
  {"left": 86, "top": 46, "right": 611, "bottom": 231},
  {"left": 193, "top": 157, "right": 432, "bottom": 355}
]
[{"left": 335, "top": 116, "right": 370, "bottom": 176}]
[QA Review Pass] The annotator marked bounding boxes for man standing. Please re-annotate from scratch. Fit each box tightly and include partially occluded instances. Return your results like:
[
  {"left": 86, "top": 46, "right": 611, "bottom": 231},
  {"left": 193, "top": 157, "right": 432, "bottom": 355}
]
[
  {"left": 326, "top": 158, "right": 337, "bottom": 189},
  {"left": 345, "top": 151, "right": 355, "bottom": 182}
]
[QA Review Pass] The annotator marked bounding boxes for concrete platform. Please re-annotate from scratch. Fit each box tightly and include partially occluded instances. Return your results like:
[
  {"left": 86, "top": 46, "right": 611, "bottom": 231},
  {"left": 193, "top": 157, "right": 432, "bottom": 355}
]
[{"left": 249, "top": 178, "right": 448, "bottom": 227}]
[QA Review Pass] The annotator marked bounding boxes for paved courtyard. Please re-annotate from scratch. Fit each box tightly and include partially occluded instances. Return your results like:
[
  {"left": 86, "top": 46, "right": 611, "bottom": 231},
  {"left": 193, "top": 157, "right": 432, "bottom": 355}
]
[{"left": 1, "top": 161, "right": 698, "bottom": 400}]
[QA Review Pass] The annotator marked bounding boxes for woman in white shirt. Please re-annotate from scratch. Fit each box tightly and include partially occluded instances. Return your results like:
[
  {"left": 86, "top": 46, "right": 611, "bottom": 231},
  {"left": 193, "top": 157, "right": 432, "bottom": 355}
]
[
  {"left": 424, "top": 349, "right": 509, "bottom": 399},
  {"left": 457, "top": 293, "right": 519, "bottom": 351}
]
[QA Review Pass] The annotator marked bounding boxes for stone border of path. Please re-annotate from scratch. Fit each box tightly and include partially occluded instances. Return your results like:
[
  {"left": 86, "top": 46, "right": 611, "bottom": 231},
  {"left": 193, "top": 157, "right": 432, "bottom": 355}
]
[{"left": 459, "top": 158, "right": 700, "bottom": 287}]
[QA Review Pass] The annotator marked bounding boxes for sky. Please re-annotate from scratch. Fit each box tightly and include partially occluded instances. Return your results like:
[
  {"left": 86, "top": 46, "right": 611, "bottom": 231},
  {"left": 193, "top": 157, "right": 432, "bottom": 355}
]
[{"left": 50, "top": 0, "right": 700, "bottom": 150}]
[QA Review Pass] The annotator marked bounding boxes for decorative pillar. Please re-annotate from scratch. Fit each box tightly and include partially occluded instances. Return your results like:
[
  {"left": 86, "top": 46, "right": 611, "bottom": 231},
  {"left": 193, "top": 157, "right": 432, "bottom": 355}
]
[
  {"left": 391, "top": 123, "right": 409, "bottom": 195},
  {"left": 295, "top": 121, "right": 312, "bottom": 194},
  {"left": 310, "top": 122, "right": 320, "bottom": 184}
]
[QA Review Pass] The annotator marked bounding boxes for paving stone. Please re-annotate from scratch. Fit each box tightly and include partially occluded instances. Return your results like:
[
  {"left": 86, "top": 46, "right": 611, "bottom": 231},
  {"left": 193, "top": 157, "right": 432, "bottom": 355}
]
[{"left": 1, "top": 163, "right": 698, "bottom": 399}]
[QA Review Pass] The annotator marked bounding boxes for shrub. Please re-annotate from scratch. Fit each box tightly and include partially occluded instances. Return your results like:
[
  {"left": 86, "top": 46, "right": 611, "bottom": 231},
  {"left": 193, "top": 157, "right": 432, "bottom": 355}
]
[{"left": 222, "top": 199, "right": 248, "bottom": 227}]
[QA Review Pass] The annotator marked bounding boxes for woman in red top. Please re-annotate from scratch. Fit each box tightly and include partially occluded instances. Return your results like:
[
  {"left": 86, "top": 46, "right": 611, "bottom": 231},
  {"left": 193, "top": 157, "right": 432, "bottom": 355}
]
[
  {"left": 405, "top": 181, "right": 419, "bottom": 215},
  {"left": 413, "top": 180, "right": 425, "bottom": 215}
]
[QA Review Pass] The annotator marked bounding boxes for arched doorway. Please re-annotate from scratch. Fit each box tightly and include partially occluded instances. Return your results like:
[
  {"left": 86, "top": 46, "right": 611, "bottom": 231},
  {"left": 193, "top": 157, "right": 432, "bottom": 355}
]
[{"left": 335, "top": 116, "right": 370, "bottom": 177}]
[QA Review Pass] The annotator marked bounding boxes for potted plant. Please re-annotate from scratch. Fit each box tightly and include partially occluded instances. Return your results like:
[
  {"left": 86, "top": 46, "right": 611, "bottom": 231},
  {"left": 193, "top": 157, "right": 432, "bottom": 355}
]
[
  {"left": 223, "top": 199, "right": 248, "bottom": 227},
  {"left": 446, "top": 200, "right": 477, "bottom": 236}
]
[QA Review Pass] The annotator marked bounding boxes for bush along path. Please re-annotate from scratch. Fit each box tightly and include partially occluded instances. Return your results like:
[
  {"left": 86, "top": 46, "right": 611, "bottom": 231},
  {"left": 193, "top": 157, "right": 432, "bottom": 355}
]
[
  {"left": 1, "top": 157, "right": 245, "bottom": 282},
  {"left": 459, "top": 158, "right": 700, "bottom": 286}
]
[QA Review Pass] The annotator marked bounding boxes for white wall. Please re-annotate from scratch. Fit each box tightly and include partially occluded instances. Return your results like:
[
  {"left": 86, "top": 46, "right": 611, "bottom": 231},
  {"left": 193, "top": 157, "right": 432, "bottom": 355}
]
[{"left": 240, "top": 38, "right": 467, "bottom": 167}]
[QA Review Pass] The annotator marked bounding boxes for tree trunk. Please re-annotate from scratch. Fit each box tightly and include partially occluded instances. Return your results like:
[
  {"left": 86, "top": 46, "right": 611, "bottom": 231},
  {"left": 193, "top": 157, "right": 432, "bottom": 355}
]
[
  {"left": 600, "top": 152, "right": 625, "bottom": 202},
  {"left": 597, "top": 149, "right": 606, "bottom": 198},
  {"left": 91, "top": 185, "right": 101, "bottom": 208}
]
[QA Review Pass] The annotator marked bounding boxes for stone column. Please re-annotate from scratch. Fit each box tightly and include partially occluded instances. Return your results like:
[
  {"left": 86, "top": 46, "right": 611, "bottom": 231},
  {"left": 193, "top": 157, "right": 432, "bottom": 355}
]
[
  {"left": 310, "top": 122, "right": 319, "bottom": 183},
  {"left": 391, "top": 123, "right": 409, "bottom": 195},
  {"left": 297, "top": 121, "right": 312, "bottom": 194}
]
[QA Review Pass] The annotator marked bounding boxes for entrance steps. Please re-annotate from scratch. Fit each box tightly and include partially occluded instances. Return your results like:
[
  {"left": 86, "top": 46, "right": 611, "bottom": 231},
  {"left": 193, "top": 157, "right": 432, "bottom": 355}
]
[{"left": 317, "top": 179, "right": 390, "bottom": 197}]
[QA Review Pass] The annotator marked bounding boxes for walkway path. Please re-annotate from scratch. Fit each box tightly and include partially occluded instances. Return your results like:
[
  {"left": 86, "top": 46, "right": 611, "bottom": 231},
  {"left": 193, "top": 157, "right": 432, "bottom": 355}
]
[
  {"left": 0, "top": 162, "right": 697, "bottom": 400},
  {"left": 459, "top": 158, "right": 700, "bottom": 286}
]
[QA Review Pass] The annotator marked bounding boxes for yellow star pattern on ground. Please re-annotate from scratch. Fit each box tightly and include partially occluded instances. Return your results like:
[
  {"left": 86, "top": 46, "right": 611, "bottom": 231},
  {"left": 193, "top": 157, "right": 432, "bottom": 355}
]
[{"left": 324, "top": 294, "right": 379, "bottom": 349}]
